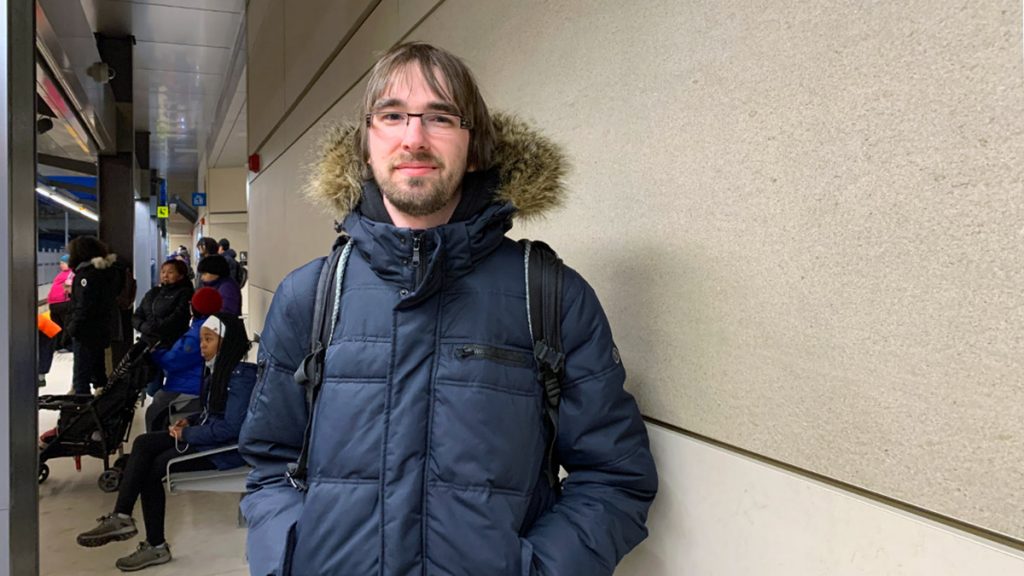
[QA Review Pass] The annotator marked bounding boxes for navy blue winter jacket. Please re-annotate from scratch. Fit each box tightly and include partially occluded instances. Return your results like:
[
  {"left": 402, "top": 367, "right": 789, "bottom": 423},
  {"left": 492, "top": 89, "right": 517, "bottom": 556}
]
[
  {"left": 238, "top": 114, "right": 657, "bottom": 576},
  {"left": 182, "top": 361, "right": 257, "bottom": 469}
]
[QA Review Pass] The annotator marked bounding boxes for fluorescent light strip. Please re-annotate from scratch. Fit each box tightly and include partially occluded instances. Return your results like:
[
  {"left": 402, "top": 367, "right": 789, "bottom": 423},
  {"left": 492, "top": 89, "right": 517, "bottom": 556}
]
[{"left": 35, "top": 185, "right": 99, "bottom": 222}]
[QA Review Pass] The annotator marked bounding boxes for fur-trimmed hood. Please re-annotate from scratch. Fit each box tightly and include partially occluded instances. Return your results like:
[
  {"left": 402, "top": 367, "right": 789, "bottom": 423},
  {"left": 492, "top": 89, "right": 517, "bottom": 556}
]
[
  {"left": 78, "top": 253, "right": 118, "bottom": 271},
  {"left": 306, "top": 112, "right": 568, "bottom": 222}
]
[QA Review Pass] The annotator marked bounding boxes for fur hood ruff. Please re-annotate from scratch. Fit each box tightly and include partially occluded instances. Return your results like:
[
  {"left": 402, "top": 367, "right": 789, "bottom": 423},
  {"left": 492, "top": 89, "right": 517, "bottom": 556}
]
[
  {"left": 84, "top": 254, "right": 118, "bottom": 270},
  {"left": 306, "top": 112, "right": 569, "bottom": 222}
]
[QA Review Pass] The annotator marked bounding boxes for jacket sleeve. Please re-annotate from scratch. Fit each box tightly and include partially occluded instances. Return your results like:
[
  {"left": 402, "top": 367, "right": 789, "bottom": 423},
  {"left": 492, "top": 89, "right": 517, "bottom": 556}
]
[
  {"left": 152, "top": 325, "right": 199, "bottom": 374},
  {"left": 238, "top": 260, "right": 322, "bottom": 576},
  {"left": 522, "top": 268, "right": 658, "bottom": 576},
  {"left": 132, "top": 288, "right": 155, "bottom": 333},
  {"left": 181, "top": 365, "right": 256, "bottom": 447}
]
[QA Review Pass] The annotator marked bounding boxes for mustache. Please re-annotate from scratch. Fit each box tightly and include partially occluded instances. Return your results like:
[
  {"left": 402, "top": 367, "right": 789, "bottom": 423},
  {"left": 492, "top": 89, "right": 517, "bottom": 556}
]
[{"left": 391, "top": 152, "right": 444, "bottom": 168}]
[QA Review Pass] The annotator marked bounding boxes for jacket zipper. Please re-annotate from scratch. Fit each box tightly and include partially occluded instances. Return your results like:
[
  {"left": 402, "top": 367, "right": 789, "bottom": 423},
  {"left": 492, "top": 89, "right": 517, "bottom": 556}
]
[
  {"left": 455, "top": 344, "right": 532, "bottom": 368},
  {"left": 411, "top": 233, "right": 423, "bottom": 287}
]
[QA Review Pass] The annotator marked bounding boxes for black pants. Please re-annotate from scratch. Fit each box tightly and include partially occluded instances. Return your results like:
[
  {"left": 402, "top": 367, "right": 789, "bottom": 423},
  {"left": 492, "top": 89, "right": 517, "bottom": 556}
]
[
  {"left": 113, "top": 432, "right": 215, "bottom": 546},
  {"left": 38, "top": 332, "right": 54, "bottom": 375},
  {"left": 72, "top": 339, "right": 107, "bottom": 394}
]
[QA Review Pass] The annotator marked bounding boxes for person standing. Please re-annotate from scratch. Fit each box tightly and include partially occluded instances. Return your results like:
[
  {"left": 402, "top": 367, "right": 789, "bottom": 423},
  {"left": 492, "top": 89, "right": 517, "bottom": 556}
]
[
  {"left": 239, "top": 43, "right": 656, "bottom": 575},
  {"left": 65, "top": 236, "right": 120, "bottom": 395}
]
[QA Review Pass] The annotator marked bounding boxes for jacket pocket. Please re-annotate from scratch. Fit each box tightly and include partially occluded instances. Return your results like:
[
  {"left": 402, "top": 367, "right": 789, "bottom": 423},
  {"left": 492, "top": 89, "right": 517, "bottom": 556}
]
[{"left": 454, "top": 344, "right": 532, "bottom": 368}]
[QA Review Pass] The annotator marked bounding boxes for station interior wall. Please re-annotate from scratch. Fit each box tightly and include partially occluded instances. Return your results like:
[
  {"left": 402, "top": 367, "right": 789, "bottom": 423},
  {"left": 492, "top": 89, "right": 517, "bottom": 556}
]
[{"left": 241, "top": 0, "right": 1024, "bottom": 572}]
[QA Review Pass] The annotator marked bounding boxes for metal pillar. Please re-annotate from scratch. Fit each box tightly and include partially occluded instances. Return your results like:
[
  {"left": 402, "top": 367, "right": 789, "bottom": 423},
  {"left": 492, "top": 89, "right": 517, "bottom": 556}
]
[
  {"left": 1, "top": 0, "right": 40, "bottom": 574},
  {"left": 96, "top": 34, "right": 135, "bottom": 365}
]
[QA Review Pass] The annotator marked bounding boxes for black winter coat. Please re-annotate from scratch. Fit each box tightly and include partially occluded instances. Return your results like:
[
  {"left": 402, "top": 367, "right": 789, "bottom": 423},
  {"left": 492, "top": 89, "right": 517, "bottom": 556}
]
[
  {"left": 65, "top": 255, "right": 120, "bottom": 348},
  {"left": 132, "top": 279, "right": 194, "bottom": 347}
]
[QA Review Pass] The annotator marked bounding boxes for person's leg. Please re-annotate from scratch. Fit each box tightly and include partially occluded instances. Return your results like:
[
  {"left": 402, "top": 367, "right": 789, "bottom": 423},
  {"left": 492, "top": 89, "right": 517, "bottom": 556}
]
[
  {"left": 71, "top": 339, "right": 91, "bottom": 394},
  {"left": 144, "top": 390, "right": 177, "bottom": 433},
  {"left": 89, "top": 343, "right": 108, "bottom": 389},
  {"left": 113, "top": 450, "right": 214, "bottom": 571},
  {"left": 113, "top": 432, "right": 176, "bottom": 517},
  {"left": 77, "top": 432, "right": 178, "bottom": 548},
  {"left": 38, "top": 332, "right": 53, "bottom": 384},
  {"left": 139, "top": 447, "right": 214, "bottom": 546}
]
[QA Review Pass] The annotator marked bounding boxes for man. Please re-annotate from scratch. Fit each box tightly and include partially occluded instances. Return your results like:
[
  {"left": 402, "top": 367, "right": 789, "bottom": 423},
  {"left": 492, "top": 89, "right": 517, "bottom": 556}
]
[
  {"left": 195, "top": 237, "right": 219, "bottom": 289},
  {"left": 239, "top": 42, "right": 657, "bottom": 576},
  {"left": 217, "top": 237, "right": 241, "bottom": 284}
]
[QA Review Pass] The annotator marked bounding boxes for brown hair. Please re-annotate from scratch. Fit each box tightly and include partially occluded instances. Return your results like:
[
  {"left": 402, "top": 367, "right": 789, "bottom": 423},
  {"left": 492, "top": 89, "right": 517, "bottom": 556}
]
[
  {"left": 358, "top": 43, "right": 496, "bottom": 177},
  {"left": 66, "top": 235, "right": 109, "bottom": 269}
]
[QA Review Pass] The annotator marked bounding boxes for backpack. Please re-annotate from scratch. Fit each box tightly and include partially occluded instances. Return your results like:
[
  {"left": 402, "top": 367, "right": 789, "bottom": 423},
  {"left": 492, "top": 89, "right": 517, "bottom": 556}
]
[
  {"left": 234, "top": 262, "right": 248, "bottom": 289},
  {"left": 286, "top": 237, "right": 565, "bottom": 492}
]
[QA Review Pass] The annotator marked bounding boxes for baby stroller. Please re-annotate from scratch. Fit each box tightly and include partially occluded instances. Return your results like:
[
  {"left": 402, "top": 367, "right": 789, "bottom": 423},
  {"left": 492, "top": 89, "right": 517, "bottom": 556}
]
[{"left": 38, "top": 340, "right": 155, "bottom": 492}]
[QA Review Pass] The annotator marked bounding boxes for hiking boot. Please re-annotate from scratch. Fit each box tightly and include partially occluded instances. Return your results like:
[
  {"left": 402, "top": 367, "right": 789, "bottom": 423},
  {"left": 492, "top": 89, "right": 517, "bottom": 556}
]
[
  {"left": 76, "top": 513, "right": 137, "bottom": 547},
  {"left": 115, "top": 541, "right": 172, "bottom": 572}
]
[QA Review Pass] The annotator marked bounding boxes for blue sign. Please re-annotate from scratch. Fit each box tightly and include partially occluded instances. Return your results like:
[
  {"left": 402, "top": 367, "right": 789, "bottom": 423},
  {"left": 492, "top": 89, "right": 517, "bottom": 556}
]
[{"left": 192, "top": 192, "right": 207, "bottom": 207}]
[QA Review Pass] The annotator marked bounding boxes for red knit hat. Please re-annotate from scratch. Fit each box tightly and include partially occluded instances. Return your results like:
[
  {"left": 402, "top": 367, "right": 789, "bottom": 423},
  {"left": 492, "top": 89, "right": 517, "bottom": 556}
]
[{"left": 191, "top": 287, "right": 222, "bottom": 316}]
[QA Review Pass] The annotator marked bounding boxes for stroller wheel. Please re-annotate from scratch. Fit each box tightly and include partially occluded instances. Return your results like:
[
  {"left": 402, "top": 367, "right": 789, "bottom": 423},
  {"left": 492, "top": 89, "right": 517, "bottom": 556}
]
[
  {"left": 38, "top": 464, "right": 49, "bottom": 484},
  {"left": 98, "top": 469, "right": 121, "bottom": 493}
]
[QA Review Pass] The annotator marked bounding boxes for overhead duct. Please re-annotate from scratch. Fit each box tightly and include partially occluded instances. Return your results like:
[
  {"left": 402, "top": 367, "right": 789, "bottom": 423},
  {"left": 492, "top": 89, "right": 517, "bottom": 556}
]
[{"left": 170, "top": 194, "right": 198, "bottom": 223}]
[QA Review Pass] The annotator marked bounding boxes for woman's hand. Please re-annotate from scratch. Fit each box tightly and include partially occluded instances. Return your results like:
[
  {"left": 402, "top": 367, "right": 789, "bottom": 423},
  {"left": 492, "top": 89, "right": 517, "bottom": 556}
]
[{"left": 168, "top": 418, "right": 189, "bottom": 440}]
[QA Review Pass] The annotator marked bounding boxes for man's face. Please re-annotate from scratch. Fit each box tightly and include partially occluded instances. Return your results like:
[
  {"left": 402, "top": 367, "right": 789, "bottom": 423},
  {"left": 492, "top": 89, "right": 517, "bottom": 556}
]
[{"left": 367, "top": 65, "right": 470, "bottom": 218}]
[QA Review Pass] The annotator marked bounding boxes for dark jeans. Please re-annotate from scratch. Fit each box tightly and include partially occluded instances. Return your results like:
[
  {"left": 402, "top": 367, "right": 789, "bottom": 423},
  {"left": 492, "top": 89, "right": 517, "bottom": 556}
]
[
  {"left": 72, "top": 339, "right": 107, "bottom": 394},
  {"left": 113, "top": 431, "right": 215, "bottom": 546}
]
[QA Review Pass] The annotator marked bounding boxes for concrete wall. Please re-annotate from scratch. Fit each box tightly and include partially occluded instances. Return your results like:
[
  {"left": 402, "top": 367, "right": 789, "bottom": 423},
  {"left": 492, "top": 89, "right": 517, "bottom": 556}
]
[
  {"left": 244, "top": 0, "right": 1024, "bottom": 569},
  {"left": 204, "top": 166, "right": 248, "bottom": 254}
]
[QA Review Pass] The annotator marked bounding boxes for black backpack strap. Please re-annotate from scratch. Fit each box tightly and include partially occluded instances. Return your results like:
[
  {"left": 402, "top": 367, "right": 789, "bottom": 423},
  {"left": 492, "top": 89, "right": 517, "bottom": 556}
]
[
  {"left": 286, "top": 235, "right": 351, "bottom": 491},
  {"left": 520, "top": 239, "right": 565, "bottom": 492}
]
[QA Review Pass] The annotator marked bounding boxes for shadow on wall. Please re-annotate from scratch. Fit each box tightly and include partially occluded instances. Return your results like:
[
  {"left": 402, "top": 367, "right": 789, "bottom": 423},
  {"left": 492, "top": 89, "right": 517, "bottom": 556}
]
[{"left": 596, "top": 242, "right": 730, "bottom": 433}]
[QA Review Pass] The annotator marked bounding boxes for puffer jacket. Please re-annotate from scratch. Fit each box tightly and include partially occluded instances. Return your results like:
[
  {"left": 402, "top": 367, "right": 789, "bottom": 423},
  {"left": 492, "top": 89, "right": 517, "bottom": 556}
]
[
  {"left": 149, "top": 317, "right": 206, "bottom": 395},
  {"left": 182, "top": 362, "right": 258, "bottom": 469},
  {"left": 132, "top": 279, "right": 194, "bottom": 346},
  {"left": 239, "top": 114, "right": 657, "bottom": 576},
  {"left": 203, "top": 276, "right": 242, "bottom": 317},
  {"left": 65, "top": 254, "right": 120, "bottom": 348}
]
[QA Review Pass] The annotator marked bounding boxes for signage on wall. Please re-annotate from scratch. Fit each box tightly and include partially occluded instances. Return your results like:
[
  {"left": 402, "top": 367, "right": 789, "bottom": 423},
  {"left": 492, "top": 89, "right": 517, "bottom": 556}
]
[
  {"left": 157, "top": 206, "right": 169, "bottom": 218},
  {"left": 192, "top": 192, "right": 207, "bottom": 207}
]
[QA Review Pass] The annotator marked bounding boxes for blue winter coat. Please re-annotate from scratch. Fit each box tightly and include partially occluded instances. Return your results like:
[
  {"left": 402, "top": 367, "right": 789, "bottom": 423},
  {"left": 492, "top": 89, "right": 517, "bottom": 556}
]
[
  {"left": 239, "top": 115, "right": 657, "bottom": 576},
  {"left": 182, "top": 361, "right": 257, "bottom": 469},
  {"left": 150, "top": 318, "right": 206, "bottom": 395}
]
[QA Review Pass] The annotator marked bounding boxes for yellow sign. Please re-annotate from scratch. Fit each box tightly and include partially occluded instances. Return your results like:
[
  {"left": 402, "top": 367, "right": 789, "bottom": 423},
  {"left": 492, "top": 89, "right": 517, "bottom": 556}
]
[{"left": 157, "top": 206, "right": 169, "bottom": 218}]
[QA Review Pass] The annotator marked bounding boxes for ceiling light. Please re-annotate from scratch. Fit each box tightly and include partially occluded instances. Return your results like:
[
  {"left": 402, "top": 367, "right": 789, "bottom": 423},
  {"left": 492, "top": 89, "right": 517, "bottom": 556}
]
[{"left": 35, "top": 185, "right": 99, "bottom": 221}]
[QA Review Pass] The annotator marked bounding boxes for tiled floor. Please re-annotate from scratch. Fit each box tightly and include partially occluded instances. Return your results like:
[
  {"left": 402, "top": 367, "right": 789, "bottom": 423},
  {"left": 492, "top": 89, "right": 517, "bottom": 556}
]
[{"left": 39, "top": 350, "right": 250, "bottom": 575}]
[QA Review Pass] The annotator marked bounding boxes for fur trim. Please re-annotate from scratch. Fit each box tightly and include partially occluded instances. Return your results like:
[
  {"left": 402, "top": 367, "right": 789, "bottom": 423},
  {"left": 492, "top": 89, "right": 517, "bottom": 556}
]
[
  {"left": 305, "top": 112, "right": 568, "bottom": 222},
  {"left": 90, "top": 254, "right": 118, "bottom": 269}
]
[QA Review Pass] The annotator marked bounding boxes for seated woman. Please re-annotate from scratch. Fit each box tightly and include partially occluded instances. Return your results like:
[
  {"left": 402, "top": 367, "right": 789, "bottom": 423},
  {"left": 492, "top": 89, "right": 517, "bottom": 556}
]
[
  {"left": 144, "top": 287, "right": 222, "bottom": 432},
  {"left": 132, "top": 259, "right": 194, "bottom": 348},
  {"left": 76, "top": 313, "right": 257, "bottom": 572}
]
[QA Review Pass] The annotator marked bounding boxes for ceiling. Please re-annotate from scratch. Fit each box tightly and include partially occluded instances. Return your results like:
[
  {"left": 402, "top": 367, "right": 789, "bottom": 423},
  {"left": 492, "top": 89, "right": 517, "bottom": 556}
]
[{"left": 80, "top": 0, "right": 248, "bottom": 188}]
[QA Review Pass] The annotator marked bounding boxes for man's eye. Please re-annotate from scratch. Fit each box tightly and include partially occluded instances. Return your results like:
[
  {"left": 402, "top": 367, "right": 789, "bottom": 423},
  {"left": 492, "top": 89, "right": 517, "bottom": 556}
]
[
  {"left": 425, "top": 114, "right": 456, "bottom": 126},
  {"left": 379, "top": 113, "right": 406, "bottom": 123}
]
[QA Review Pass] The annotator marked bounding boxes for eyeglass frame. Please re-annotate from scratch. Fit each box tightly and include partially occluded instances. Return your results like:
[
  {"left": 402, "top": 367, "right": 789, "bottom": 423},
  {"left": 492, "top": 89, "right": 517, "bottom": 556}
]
[{"left": 364, "top": 111, "right": 474, "bottom": 132}]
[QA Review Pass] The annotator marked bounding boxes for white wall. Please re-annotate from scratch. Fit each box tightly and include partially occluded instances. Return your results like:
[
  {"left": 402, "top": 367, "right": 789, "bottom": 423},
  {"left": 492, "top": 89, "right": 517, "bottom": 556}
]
[{"left": 619, "top": 424, "right": 1024, "bottom": 575}]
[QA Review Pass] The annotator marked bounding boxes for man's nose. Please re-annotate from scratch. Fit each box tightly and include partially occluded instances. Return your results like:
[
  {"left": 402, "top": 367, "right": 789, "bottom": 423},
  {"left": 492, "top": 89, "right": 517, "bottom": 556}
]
[{"left": 400, "top": 117, "right": 429, "bottom": 151}]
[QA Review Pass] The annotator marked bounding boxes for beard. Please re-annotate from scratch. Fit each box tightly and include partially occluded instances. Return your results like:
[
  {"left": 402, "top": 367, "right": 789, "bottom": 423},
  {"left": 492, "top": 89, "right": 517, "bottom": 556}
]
[{"left": 373, "top": 153, "right": 465, "bottom": 217}]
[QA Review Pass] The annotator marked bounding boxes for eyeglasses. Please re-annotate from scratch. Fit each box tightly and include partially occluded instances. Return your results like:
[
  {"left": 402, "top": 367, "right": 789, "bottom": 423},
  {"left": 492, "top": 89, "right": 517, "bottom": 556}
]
[{"left": 365, "top": 111, "right": 472, "bottom": 135}]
